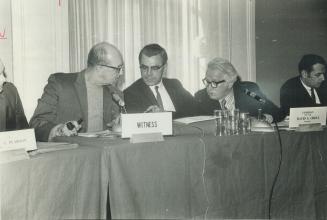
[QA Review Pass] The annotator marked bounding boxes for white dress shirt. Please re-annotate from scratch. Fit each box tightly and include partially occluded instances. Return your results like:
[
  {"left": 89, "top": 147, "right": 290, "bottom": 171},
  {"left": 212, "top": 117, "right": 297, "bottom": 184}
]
[
  {"left": 219, "top": 90, "right": 235, "bottom": 111},
  {"left": 149, "top": 81, "right": 176, "bottom": 112},
  {"left": 300, "top": 79, "right": 321, "bottom": 104}
]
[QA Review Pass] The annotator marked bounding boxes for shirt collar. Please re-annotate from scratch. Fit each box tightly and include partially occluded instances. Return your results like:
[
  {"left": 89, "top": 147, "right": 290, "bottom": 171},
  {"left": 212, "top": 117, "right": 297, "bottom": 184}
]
[
  {"left": 149, "top": 80, "right": 163, "bottom": 89},
  {"left": 219, "top": 89, "right": 234, "bottom": 102},
  {"left": 300, "top": 78, "right": 313, "bottom": 91}
]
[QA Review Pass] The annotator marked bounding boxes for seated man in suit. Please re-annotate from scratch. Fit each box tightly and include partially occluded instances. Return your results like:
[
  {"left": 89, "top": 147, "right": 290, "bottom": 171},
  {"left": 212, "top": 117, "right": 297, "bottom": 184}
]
[
  {"left": 280, "top": 54, "right": 327, "bottom": 116},
  {"left": 195, "top": 57, "right": 282, "bottom": 122},
  {"left": 124, "top": 43, "right": 198, "bottom": 118},
  {"left": 30, "top": 42, "right": 124, "bottom": 141},
  {"left": 0, "top": 58, "right": 28, "bottom": 131}
]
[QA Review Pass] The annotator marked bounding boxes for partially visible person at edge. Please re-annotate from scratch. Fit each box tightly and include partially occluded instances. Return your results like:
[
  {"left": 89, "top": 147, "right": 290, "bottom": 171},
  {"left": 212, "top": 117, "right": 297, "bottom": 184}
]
[
  {"left": 0, "top": 58, "right": 28, "bottom": 131},
  {"left": 195, "top": 57, "right": 283, "bottom": 123},
  {"left": 29, "top": 42, "right": 124, "bottom": 141}
]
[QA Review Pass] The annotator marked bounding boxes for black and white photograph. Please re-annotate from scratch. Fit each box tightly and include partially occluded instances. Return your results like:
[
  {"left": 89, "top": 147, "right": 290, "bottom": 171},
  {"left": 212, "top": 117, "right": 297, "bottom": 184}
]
[{"left": 1, "top": 0, "right": 327, "bottom": 219}]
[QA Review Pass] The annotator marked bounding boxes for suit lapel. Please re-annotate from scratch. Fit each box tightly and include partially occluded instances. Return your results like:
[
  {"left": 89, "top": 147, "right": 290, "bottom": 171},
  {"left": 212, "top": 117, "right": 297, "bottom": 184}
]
[
  {"left": 233, "top": 84, "right": 242, "bottom": 109},
  {"left": 298, "top": 78, "right": 316, "bottom": 105},
  {"left": 139, "top": 79, "right": 158, "bottom": 105},
  {"left": 162, "top": 79, "right": 176, "bottom": 108},
  {"left": 73, "top": 71, "right": 88, "bottom": 131},
  {"left": 103, "top": 85, "right": 121, "bottom": 129}
]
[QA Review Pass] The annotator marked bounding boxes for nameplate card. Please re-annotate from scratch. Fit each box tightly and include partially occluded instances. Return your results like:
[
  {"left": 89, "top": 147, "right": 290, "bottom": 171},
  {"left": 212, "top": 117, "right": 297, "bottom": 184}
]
[
  {"left": 121, "top": 112, "right": 172, "bottom": 138},
  {"left": 289, "top": 107, "right": 327, "bottom": 128},
  {"left": 0, "top": 129, "right": 37, "bottom": 152}
]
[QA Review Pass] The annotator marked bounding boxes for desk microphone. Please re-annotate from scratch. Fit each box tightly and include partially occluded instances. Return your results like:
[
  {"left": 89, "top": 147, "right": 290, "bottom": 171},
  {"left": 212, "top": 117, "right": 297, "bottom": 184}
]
[
  {"left": 107, "top": 85, "right": 127, "bottom": 113},
  {"left": 244, "top": 89, "right": 266, "bottom": 104},
  {"left": 112, "top": 93, "right": 127, "bottom": 113}
]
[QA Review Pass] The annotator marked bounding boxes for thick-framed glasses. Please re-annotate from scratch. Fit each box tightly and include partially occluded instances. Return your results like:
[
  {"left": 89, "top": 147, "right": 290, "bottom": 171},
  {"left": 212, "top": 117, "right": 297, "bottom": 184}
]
[
  {"left": 98, "top": 64, "right": 124, "bottom": 75},
  {"left": 202, "top": 78, "right": 226, "bottom": 88},
  {"left": 140, "top": 63, "right": 165, "bottom": 72}
]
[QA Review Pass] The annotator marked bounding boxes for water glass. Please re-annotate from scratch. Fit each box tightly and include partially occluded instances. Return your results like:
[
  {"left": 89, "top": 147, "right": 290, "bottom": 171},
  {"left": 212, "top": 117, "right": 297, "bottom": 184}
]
[
  {"left": 214, "top": 110, "right": 227, "bottom": 136},
  {"left": 239, "top": 112, "right": 251, "bottom": 134}
]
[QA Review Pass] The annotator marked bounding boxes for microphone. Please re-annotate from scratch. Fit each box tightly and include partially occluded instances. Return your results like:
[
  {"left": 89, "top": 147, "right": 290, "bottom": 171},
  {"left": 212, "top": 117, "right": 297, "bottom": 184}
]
[
  {"left": 112, "top": 93, "right": 126, "bottom": 108},
  {"left": 244, "top": 89, "right": 266, "bottom": 104},
  {"left": 111, "top": 93, "right": 127, "bottom": 114},
  {"left": 107, "top": 85, "right": 127, "bottom": 113}
]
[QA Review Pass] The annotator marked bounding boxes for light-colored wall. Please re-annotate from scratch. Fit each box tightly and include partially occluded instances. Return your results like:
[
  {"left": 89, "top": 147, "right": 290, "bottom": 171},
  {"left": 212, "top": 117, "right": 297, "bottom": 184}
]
[
  {"left": 11, "top": 0, "right": 69, "bottom": 120},
  {"left": 256, "top": 0, "right": 327, "bottom": 106},
  {"left": 0, "top": 0, "right": 13, "bottom": 80}
]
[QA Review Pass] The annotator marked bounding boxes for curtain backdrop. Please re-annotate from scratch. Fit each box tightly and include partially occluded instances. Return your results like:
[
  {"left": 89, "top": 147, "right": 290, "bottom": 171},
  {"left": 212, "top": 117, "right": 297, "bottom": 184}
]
[{"left": 68, "top": 0, "right": 254, "bottom": 94}]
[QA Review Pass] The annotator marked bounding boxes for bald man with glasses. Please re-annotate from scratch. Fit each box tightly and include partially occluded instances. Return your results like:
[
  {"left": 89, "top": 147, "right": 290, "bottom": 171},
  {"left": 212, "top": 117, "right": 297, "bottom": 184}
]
[
  {"left": 124, "top": 43, "right": 198, "bottom": 118},
  {"left": 30, "top": 42, "right": 125, "bottom": 141},
  {"left": 195, "top": 57, "right": 282, "bottom": 123}
]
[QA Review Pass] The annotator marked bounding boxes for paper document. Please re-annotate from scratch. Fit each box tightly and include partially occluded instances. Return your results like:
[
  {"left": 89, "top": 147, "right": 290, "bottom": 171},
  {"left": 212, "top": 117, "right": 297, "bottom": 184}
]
[
  {"left": 78, "top": 130, "right": 121, "bottom": 138},
  {"left": 173, "top": 116, "right": 215, "bottom": 124},
  {"left": 28, "top": 142, "right": 79, "bottom": 155}
]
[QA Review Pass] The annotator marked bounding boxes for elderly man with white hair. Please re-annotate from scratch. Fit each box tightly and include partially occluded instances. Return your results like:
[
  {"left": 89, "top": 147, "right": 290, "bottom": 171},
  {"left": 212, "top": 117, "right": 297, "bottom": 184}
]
[{"left": 195, "top": 57, "right": 282, "bottom": 123}]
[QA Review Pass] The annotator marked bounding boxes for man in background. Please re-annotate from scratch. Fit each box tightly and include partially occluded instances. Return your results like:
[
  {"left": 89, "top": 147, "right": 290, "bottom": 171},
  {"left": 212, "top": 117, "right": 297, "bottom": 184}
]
[
  {"left": 124, "top": 43, "right": 198, "bottom": 118},
  {"left": 280, "top": 54, "right": 327, "bottom": 116},
  {"left": 30, "top": 42, "right": 124, "bottom": 141},
  {"left": 195, "top": 57, "right": 282, "bottom": 122}
]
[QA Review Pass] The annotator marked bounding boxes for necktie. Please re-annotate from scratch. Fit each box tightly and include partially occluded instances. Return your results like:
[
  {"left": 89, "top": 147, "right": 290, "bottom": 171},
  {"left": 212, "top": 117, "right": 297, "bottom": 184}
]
[
  {"left": 311, "top": 88, "right": 316, "bottom": 104},
  {"left": 155, "top": 86, "right": 164, "bottom": 110},
  {"left": 220, "top": 99, "right": 227, "bottom": 110}
]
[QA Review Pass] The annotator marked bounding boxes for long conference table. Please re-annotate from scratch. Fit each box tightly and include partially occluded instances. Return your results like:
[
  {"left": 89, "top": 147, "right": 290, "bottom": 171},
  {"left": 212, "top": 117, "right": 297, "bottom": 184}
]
[{"left": 1, "top": 121, "right": 327, "bottom": 219}]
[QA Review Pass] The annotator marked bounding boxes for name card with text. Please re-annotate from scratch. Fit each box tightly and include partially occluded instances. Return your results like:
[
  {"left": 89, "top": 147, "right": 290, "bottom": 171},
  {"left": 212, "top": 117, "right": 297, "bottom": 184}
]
[
  {"left": 121, "top": 112, "right": 172, "bottom": 138},
  {"left": 0, "top": 129, "right": 37, "bottom": 152},
  {"left": 289, "top": 107, "right": 327, "bottom": 128}
]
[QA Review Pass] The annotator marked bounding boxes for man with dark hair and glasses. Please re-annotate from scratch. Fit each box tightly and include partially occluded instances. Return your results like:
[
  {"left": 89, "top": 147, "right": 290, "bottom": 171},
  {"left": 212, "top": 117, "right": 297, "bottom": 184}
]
[
  {"left": 124, "top": 43, "right": 198, "bottom": 118},
  {"left": 280, "top": 54, "right": 327, "bottom": 117},
  {"left": 30, "top": 42, "right": 124, "bottom": 141},
  {"left": 195, "top": 57, "right": 281, "bottom": 122}
]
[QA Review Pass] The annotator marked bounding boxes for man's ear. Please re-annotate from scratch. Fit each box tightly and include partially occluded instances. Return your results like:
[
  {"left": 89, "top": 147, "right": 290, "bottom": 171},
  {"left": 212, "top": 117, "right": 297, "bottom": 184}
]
[
  {"left": 163, "top": 63, "right": 168, "bottom": 76},
  {"left": 227, "top": 81, "right": 234, "bottom": 89},
  {"left": 301, "top": 70, "right": 309, "bottom": 78},
  {"left": 227, "top": 75, "right": 237, "bottom": 88}
]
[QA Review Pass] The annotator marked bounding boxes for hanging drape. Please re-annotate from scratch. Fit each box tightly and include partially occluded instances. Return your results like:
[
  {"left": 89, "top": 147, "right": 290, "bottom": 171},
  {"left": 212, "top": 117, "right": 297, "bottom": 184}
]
[{"left": 68, "top": 0, "right": 253, "bottom": 94}]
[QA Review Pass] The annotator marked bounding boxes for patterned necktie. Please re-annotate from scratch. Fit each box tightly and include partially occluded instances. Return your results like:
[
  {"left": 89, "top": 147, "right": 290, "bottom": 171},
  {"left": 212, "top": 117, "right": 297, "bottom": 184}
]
[
  {"left": 311, "top": 88, "right": 316, "bottom": 104},
  {"left": 155, "top": 86, "right": 164, "bottom": 110},
  {"left": 220, "top": 98, "right": 227, "bottom": 110}
]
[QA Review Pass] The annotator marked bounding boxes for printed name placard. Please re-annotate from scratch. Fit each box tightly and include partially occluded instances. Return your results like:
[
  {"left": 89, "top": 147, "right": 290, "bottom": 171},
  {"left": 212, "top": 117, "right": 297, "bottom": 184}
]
[
  {"left": 0, "top": 129, "right": 37, "bottom": 152},
  {"left": 121, "top": 112, "right": 172, "bottom": 138},
  {"left": 289, "top": 107, "right": 327, "bottom": 128}
]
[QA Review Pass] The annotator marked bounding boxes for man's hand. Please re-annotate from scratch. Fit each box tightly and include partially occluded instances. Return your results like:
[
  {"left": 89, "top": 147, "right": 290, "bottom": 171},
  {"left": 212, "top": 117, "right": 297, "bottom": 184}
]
[
  {"left": 107, "top": 115, "right": 121, "bottom": 132},
  {"left": 48, "top": 120, "right": 82, "bottom": 141},
  {"left": 144, "top": 105, "right": 162, "bottom": 113}
]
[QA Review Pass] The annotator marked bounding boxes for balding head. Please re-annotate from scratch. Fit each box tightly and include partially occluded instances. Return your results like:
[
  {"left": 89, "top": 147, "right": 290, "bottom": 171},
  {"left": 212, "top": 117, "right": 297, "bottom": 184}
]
[
  {"left": 87, "top": 42, "right": 123, "bottom": 67},
  {"left": 85, "top": 42, "right": 124, "bottom": 86}
]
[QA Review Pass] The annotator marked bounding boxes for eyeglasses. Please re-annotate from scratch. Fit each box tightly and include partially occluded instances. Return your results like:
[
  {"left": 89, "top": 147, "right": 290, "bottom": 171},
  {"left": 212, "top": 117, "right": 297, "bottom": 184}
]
[
  {"left": 140, "top": 63, "right": 165, "bottom": 72},
  {"left": 202, "top": 78, "right": 226, "bottom": 88},
  {"left": 98, "top": 64, "right": 124, "bottom": 75}
]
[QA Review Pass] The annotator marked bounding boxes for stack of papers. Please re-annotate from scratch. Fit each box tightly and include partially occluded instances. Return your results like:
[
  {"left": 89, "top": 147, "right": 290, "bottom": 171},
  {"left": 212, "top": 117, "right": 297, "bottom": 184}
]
[
  {"left": 173, "top": 116, "right": 215, "bottom": 124},
  {"left": 78, "top": 130, "right": 121, "bottom": 138},
  {"left": 28, "top": 142, "right": 79, "bottom": 155}
]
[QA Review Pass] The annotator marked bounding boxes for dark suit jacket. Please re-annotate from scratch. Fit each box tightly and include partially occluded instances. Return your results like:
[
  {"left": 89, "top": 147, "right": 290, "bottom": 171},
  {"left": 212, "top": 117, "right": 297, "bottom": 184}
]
[
  {"left": 280, "top": 76, "right": 327, "bottom": 116},
  {"left": 30, "top": 72, "right": 121, "bottom": 141},
  {"left": 195, "top": 80, "right": 282, "bottom": 122},
  {"left": 123, "top": 78, "right": 198, "bottom": 119},
  {"left": 0, "top": 82, "right": 28, "bottom": 131}
]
